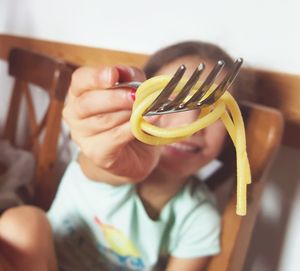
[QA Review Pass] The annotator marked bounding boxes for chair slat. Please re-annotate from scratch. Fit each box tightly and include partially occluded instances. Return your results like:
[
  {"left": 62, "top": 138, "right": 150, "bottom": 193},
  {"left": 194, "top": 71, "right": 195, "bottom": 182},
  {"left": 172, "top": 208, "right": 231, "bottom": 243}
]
[
  {"left": 3, "top": 80, "right": 24, "bottom": 144},
  {"left": 206, "top": 103, "right": 283, "bottom": 271},
  {"left": 1, "top": 48, "right": 74, "bottom": 209}
]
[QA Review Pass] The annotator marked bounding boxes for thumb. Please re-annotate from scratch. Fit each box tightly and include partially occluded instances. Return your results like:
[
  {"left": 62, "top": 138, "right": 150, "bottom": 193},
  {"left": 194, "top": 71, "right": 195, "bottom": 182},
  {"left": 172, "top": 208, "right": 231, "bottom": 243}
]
[
  {"left": 116, "top": 65, "right": 146, "bottom": 83},
  {"left": 69, "top": 66, "right": 119, "bottom": 97}
]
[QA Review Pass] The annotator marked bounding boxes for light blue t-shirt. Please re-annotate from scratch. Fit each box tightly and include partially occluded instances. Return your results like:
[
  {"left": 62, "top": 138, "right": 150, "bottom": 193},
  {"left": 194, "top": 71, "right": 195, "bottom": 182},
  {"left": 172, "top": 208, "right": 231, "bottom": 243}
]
[{"left": 48, "top": 161, "right": 221, "bottom": 271}]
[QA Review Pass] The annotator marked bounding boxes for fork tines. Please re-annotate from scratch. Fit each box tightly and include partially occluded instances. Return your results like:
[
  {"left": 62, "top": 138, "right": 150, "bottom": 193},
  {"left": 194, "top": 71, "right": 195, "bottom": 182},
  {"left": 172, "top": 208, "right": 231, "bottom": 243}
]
[{"left": 143, "top": 58, "right": 243, "bottom": 116}]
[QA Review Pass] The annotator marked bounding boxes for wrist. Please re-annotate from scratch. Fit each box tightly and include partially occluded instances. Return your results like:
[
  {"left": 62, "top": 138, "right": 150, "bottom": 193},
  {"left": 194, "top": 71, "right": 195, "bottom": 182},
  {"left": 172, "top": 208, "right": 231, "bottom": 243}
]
[{"left": 78, "top": 153, "right": 143, "bottom": 185}]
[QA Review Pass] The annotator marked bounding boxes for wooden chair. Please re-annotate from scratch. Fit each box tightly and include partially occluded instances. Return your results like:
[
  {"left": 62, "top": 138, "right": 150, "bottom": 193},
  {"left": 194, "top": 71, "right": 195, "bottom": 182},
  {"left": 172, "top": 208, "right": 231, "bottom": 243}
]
[
  {"left": 206, "top": 101, "right": 284, "bottom": 271},
  {"left": 1, "top": 47, "right": 74, "bottom": 208},
  {"left": 253, "top": 69, "right": 300, "bottom": 149},
  {"left": 0, "top": 35, "right": 286, "bottom": 270}
]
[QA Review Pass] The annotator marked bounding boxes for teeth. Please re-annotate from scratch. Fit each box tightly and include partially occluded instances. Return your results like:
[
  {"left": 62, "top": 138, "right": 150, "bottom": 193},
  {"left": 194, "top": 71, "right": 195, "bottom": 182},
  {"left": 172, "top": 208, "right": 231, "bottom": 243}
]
[{"left": 170, "top": 143, "right": 199, "bottom": 152}]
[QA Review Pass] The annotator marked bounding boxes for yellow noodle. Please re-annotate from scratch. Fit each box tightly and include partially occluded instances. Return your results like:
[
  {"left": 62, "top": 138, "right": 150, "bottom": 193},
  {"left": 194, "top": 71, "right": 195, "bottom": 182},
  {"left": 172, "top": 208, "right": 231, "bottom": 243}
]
[
  {"left": 130, "top": 75, "right": 251, "bottom": 215},
  {"left": 221, "top": 110, "right": 236, "bottom": 146}
]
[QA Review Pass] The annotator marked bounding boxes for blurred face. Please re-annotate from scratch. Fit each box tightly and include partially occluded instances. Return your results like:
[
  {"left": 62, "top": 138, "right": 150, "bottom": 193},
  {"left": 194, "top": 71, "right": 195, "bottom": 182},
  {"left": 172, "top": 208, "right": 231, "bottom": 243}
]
[{"left": 155, "top": 55, "right": 227, "bottom": 177}]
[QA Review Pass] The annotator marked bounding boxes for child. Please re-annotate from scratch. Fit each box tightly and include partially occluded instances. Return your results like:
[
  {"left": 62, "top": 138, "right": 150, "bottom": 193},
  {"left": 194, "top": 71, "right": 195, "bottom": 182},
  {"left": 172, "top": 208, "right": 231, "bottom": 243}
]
[{"left": 0, "top": 41, "right": 247, "bottom": 271}]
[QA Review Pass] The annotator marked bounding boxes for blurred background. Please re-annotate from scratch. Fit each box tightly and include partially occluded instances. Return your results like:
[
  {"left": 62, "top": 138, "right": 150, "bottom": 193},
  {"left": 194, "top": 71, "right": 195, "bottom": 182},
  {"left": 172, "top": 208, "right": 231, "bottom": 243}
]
[{"left": 0, "top": 0, "right": 299, "bottom": 270}]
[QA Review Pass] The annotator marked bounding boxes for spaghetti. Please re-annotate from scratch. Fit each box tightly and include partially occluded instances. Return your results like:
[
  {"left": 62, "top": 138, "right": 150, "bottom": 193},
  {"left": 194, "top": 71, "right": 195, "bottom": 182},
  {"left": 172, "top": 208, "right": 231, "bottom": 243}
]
[{"left": 130, "top": 75, "right": 251, "bottom": 216}]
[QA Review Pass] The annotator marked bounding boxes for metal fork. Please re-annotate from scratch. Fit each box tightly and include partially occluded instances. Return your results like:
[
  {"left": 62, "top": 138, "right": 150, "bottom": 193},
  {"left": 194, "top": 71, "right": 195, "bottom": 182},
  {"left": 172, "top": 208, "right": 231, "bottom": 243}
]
[{"left": 112, "top": 58, "right": 243, "bottom": 116}]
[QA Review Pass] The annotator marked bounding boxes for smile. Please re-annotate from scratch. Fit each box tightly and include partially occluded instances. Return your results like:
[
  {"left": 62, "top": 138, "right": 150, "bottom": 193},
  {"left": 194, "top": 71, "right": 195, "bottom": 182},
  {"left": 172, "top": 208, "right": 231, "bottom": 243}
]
[{"left": 168, "top": 142, "right": 201, "bottom": 154}]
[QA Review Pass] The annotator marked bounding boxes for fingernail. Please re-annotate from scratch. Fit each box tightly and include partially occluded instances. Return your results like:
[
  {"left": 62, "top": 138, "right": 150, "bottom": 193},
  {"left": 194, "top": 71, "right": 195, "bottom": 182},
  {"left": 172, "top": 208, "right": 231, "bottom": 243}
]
[{"left": 130, "top": 88, "right": 136, "bottom": 101}]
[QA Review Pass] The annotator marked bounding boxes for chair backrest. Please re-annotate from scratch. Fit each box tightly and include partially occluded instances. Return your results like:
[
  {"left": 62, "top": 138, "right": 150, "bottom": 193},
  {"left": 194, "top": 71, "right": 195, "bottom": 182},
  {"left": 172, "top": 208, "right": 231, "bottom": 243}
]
[
  {"left": 251, "top": 68, "right": 300, "bottom": 149},
  {"left": 2, "top": 48, "right": 73, "bottom": 205},
  {"left": 206, "top": 102, "right": 284, "bottom": 271}
]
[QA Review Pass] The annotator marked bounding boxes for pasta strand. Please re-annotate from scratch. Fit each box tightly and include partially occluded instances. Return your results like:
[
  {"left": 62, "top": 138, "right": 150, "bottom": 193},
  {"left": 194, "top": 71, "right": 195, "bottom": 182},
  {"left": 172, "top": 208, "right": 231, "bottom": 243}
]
[{"left": 130, "top": 76, "right": 251, "bottom": 215}]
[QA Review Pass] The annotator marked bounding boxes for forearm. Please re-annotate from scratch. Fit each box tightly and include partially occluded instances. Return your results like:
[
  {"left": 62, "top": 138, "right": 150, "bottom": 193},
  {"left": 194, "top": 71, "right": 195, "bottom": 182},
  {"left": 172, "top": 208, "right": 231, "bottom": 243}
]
[{"left": 166, "top": 256, "right": 210, "bottom": 271}]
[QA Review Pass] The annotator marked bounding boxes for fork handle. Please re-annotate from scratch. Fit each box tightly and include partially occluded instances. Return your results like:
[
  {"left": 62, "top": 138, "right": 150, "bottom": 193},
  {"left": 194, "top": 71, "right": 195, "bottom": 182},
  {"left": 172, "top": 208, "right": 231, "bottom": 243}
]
[
  {"left": 109, "top": 81, "right": 141, "bottom": 90},
  {"left": 108, "top": 82, "right": 138, "bottom": 101}
]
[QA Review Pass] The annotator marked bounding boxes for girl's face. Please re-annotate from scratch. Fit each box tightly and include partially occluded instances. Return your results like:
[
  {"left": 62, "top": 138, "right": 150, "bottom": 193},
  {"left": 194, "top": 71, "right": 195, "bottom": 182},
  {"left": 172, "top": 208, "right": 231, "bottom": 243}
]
[{"left": 155, "top": 55, "right": 227, "bottom": 177}]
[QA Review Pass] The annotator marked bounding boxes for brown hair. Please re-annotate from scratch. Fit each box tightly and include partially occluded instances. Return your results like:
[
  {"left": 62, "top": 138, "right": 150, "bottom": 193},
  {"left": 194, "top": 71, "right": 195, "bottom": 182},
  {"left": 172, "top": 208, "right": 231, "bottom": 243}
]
[{"left": 143, "top": 41, "right": 256, "bottom": 102}]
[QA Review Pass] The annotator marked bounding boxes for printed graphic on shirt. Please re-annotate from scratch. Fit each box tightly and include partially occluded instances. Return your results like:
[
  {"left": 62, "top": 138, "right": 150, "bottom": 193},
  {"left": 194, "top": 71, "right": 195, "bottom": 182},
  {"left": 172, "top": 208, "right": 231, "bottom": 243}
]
[
  {"left": 95, "top": 216, "right": 145, "bottom": 270},
  {"left": 55, "top": 218, "right": 113, "bottom": 270}
]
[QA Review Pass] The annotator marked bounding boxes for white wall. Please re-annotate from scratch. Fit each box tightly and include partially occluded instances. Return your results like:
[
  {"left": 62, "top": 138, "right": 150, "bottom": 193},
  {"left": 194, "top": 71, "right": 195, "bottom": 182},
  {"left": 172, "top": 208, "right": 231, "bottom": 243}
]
[
  {"left": 1, "top": 1, "right": 300, "bottom": 270},
  {"left": 1, "top": 0, "right": 300, "bottom": 74}
]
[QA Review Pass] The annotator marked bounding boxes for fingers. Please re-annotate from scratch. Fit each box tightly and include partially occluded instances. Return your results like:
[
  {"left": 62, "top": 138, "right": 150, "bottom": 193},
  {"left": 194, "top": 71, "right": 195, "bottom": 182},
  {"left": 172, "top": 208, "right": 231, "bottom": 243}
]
[
  {"left": 64, "top": 65, "right": 146, "bottom": 121},
  {"left": 77, "top": 121, "right": 134, "bottom": 166},
  {"left": 69, "top": 66, "right": 119, "bottom": 97},
  {"left": 69, "top": 65, "right": 146, "bottom": 98},
  {"left": 66, "top": 110, "right": 132, "bottom": 137},
  {"left": 63, "top": 64, "right": 148, "bottom": 174},
  {"left": 64, "top": 89, "right": 134, "bottom": 119}
]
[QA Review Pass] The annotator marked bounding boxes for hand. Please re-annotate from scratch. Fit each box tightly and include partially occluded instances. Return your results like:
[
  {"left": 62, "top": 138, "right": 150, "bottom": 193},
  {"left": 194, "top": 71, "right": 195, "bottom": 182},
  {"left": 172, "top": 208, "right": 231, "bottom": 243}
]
[{"left": 63, "top": 65, "right": 160, "bottom": 183}]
